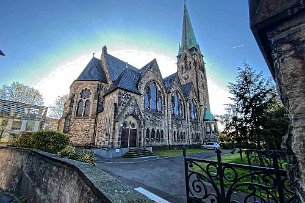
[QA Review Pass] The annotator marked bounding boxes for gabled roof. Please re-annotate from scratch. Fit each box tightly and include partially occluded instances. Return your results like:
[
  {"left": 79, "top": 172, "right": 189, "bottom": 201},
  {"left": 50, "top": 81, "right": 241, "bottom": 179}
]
[
  {"left": 139, "top": 59, "right": 158, "bottom": 78},
  {"left": 105, "top": 68, "right": 141, "bottom": 95},
  {"left": 76, "top": 57, "right": 107, "bottom": 82},
  {"left": 181, "top": 82, "right": 193, "bottom": 98},
  {"left": 203, "top": 107, "right": 216, "bottom": 121},
  {"left": 163, "top": 73, "right": 178, "bottom": 91},
  {"left": 104, "top": 53, "right": 138, "bottom": 81},
  {"left": 178, "top": 2, "right": 199, "bottom": 55}
]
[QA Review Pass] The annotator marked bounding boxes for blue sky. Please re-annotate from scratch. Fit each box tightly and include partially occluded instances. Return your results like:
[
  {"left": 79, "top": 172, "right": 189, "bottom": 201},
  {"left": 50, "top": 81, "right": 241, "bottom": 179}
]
[{"left": 0, "top": 0, "right": 271, "bottom": 114}]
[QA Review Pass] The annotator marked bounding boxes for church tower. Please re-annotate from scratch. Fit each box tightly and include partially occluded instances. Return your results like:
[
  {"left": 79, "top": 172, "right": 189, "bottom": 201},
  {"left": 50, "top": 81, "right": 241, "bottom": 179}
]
[{"left": 177, "top": 1, "right": 210, "bottom": 113}]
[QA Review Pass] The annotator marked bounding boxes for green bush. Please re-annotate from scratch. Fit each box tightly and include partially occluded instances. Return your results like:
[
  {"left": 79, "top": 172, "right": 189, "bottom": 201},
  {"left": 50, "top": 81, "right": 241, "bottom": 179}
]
[
  {"left": 12, "top": 130, "right": 69, "bottom": 154},
  {"left": 58, "top": 145, "right": 96, "bottom": 165},
  {"left": 11, "top": 133, "right": 33, "bottom": 148}
]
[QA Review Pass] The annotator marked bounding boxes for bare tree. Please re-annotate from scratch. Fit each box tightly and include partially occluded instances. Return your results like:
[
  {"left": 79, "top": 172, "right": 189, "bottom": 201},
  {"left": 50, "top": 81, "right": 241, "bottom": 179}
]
[
  {"left": 48, "top": 94, "right": 68, "bottom": 119},
  {"left": 0, "top": 82, "right": 44, "bottom": 105}
]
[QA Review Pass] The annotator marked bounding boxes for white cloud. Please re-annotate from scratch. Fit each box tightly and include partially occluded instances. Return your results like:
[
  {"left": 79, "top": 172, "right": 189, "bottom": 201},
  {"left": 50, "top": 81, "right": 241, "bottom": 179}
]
[
  {"left": 232, "top": 43, "right": 248, "bottom": 49},
  {"left": 34, "top": 49, "right": 231, "bottom": 115},
  {"left": 34, "top": 55, "right": 91, "bottom": 106}
]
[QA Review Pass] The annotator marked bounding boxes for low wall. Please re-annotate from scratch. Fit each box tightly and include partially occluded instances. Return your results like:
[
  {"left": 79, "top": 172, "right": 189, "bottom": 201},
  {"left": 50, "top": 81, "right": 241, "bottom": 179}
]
[{"left": 0, "top": 146, "right": 151, "bottom": 203}]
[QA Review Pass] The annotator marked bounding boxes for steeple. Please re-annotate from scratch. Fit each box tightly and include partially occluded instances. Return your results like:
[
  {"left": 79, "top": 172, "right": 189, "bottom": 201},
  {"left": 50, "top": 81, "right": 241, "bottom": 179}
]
[{"left": 178, "top": 0, "right": 198, "bottom": 55}]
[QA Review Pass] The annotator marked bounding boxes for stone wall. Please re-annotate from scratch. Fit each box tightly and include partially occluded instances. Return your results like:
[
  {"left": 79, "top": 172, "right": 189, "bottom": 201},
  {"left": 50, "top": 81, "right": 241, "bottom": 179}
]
[
  {"left": 249, "top": 1, "right": 305, "bottom": 201},
  {"left": 0, "top": 147, "right": 151, "bottom": 203},
  {"left": 267, "top": 13, "right": 305, "bottom": 201}
]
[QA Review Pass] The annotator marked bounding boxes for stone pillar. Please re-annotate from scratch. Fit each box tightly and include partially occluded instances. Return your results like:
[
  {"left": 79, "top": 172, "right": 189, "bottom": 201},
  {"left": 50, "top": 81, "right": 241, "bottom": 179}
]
[
  {"left": 249, "top": 1, "right": 305, "bottom": 201},
  {"left": 33, "top": 121, "right": 40, "bottom": 131},
  {"left": 267, "top": 16, "right": 305, "bottom": 200},
  {"left": 21, "top": 120, "right": 27, "bottom": 131}
]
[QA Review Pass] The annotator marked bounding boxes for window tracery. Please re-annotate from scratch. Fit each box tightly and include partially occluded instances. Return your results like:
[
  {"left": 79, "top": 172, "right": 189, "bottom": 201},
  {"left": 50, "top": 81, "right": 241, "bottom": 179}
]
[
  {"left": 172, "top": 92, "right": 184, "bottom": 117},
  {"left": 189, "top": 99, "right": 198, "bottom": 120},
  {"left": 76, "top": 88, "right": 91, "bottom": 117},
  {"left": 144, "top": 82, "right": 163, "bottom": 113}
]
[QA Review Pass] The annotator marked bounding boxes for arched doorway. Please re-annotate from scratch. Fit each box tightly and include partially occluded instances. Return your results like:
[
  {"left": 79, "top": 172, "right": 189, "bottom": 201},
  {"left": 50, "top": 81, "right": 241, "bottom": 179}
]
[{"left": 121, "top": 116, "right": 138, "bottom": 148}]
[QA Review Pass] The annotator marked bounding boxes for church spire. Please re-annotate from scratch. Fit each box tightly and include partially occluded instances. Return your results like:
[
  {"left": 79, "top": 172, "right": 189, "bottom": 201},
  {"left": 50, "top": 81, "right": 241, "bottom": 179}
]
[{"left": 178, "top": 0, "right": 198, "bottom": 55}]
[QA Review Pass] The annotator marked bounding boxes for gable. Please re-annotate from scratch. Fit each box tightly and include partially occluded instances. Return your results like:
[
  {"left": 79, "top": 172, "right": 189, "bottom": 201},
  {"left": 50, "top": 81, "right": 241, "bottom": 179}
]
[{"left": 76, "top": 57, "right": 107, "bottom": 82}]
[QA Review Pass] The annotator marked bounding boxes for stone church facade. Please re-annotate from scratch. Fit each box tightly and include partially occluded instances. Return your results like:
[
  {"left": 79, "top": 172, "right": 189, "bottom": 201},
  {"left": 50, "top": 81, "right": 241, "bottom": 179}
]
[{"left": 59, "top": 2, "right": 218, "bottom": 149}]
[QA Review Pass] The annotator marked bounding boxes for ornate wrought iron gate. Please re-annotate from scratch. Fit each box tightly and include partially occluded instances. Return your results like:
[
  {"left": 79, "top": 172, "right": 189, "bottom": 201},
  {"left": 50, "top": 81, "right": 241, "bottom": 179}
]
[{"left": 183, "top": 149, "right": 299, "bottom": 203}]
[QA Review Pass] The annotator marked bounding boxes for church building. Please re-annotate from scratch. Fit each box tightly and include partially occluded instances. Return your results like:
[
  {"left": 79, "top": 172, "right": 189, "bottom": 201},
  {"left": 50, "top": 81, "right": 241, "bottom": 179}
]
[{"left": 59, "top": 2, "right": 218, "bottom": 152}]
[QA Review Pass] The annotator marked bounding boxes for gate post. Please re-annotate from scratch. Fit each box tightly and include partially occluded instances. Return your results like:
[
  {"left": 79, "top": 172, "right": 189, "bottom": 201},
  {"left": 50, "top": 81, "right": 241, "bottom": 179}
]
[
  {"left": 183, "top": 147, "right": 190, "bottom": 203},
  {"left": 216, "top": 149, "right": 225, "bottom": 203},
  {"left": 272, "top": 152, "right": 285, "bottom": 203}
]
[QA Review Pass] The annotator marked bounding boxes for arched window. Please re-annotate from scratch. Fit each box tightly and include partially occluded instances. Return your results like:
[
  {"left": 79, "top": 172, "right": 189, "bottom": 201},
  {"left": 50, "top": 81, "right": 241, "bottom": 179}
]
[
  {"left": 161, "top": 130, "right": 164, "bottom": 140},
  {"left": 144, "top": 86, "right": 150, "bottom": 109},
  {"left": 177, "top": 131, "right": 181, "bottom": 141},
  {"left": 189, "top": 100, "right": 198, "bottom": 120},
  {"left": 83, "top": 100, "right": 91, "bottom": 117},
  {"left": 144, "top": 82, "right": 163, "bottom": 113},
  {"left": 172, "top": 92, "right": 184, "bottom": 117},
  {"left": 146, "top": 128, "right": 150, "bottom": 139},
  {"left": 76, "top": 88, "right": 91, "bottom": 118},
  {"left": 157, "top": 94, "right": 162, "bottom": 112},
  {"left": 173, "top": 131, "right": 176, "bottom": 141},
  {"left": 150, "top": 83, "right": 157, "bottom": 110},
  {"left": 76, "top": 100, "right": 83, "bottom": 117},
  {"left": 156, "top": 130, "right": 160, "bottom": 141},
  {"left": 151, "top": 129, "right": 155, "bottom": 140}
]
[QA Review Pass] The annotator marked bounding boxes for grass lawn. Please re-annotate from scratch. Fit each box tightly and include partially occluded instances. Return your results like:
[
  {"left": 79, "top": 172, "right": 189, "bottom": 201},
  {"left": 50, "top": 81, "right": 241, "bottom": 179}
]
[{"left": 154, "top": 148, "right": 211, "bottom": 157}]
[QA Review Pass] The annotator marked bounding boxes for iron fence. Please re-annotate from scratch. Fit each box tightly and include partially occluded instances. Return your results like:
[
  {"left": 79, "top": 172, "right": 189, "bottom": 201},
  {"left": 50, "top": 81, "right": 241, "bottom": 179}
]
[{"left": 183, "top": 148, "right": 299, "bottom": 203}]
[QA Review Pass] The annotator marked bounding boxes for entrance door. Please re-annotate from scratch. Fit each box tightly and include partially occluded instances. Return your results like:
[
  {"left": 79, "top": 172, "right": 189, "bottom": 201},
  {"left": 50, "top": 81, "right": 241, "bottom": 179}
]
[
  {"left": 129, "top": 129, "right": 137, "bottom": 147},
  {"left": 121, "top": 116, "right": 138, "bottom": 148},
  {"left": 121, "top": 128, "right": 129, "bottom": 148}
]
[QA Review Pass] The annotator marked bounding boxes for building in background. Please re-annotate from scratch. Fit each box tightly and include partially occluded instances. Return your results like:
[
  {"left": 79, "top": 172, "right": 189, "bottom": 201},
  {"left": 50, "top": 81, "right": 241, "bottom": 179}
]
[
  {"left": 0, "top": 99, "right": 47, "bottom": 142},
  {"left": 59, "top": 1, "right": 218, "bottom": 155}
]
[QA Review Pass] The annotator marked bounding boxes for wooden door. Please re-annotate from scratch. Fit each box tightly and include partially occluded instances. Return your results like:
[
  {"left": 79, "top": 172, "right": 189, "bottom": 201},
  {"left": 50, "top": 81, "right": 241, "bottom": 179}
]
[
  {"left": 129, "top": 129, "right": 137, "bottom": 147},
  {"left": 121, "top": 128, "right": 129, "bottom": 148}
]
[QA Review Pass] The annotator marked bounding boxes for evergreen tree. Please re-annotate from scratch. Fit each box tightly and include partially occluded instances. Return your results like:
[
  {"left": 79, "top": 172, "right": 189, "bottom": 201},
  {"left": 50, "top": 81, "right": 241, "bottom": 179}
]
[{"left": 224, "top": 63, "right": 276, "bottom": 147}]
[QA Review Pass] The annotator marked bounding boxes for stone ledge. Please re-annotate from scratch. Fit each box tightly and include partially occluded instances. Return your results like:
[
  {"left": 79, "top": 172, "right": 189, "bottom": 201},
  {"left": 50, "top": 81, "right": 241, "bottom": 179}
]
[{"left": 0, "top": 146, "right": 153, "bottom": 203}]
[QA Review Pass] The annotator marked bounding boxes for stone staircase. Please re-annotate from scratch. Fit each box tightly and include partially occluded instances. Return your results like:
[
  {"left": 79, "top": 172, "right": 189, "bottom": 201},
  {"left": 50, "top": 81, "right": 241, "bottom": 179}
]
[{"left": 122, "top": 148, "right": 155, "bottom": 158}]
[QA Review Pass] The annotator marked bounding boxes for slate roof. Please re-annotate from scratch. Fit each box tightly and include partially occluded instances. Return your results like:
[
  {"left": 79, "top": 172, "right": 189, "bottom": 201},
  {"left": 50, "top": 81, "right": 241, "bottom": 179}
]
[
  {"left": 104, "top": 53, "right": 138, "bottom": 81},
  {"left": 163, "top": 73, "right": 178, "bottom": 91},
  {"left": 181, "top": 82, "right": 193, "bottom": 98},
  {"left": 76, "top": 57, "right": 107, "bottom": 82},
  {"left": 203, "top": 107, "right": 216, "bottom": 121},
  {"left": 105, "top": 68, "right": 141, "bottom": 95},
  {"left": 139, "top": 59, "right": 157, "bottom": 78}
]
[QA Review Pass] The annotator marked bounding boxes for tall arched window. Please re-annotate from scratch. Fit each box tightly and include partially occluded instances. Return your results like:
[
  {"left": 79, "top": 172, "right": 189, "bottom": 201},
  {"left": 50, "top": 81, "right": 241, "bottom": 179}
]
[
  {"left": 151, "top": 129, "right": 155, "bottom": 140},
  {"left": 150, "top": 83, "right": 157, "bottom": 110},
  {"left": 173, "top": 131, "right": 176, "bottom": 141},
  {"left": 161, "top": 130, "right": 164, "bottom": 140},
  {"left": 156, "top": 130, "right": 160, "bottom": 141},
  {"left": 172, "top": 92, "right": 184, "bottom": 117},
  {"left": 76, "top": 100, "right": 83, "bottom": 117},
  {"left": 144, "top": 82, "right": 163, "bottom": 113},
  {"left": 76, "top": 88, "right": 91, "bottom": 117},
  {"left": 83, "top": 100, "right": 91, "bottom": 117},
  {"left": 189, "top": 100, "right": 198, "bottom": 120},
  {"left": 144, "top": 86, "right": 150, "bottom": 109}
]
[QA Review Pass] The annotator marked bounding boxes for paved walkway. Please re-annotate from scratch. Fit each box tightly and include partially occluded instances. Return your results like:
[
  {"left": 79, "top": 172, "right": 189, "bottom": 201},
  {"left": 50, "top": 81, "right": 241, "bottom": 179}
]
[{"left": 95, "top": 150, "right": 230, "bottom": 203}]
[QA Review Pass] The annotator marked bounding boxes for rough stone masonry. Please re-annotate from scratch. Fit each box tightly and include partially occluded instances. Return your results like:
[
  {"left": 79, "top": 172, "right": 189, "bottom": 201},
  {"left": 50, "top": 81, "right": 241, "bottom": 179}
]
[{"left": 249, "top": 0, "right": 305, "bottom": 201}]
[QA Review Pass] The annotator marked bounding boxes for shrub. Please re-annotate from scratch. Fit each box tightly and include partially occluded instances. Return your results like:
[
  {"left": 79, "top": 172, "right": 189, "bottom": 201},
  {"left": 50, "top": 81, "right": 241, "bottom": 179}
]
[
  {"left": 11, "top": 130, "right": 69, "bottom": 154},
  {"left": 58, "top": 145, "right": 96, "bottom": 165},
  {"left": 31, "top": 130, "right": 69, "bottom": 153},
  {"left": 11, "top": 133, "right": 33, "bottom": 148}
]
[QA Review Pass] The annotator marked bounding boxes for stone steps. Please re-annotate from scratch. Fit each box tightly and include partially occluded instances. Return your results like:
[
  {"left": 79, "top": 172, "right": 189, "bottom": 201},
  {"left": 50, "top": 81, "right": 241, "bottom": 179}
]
[{"left": 123, "top": 148, "right": 154, "bottom": 158}]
